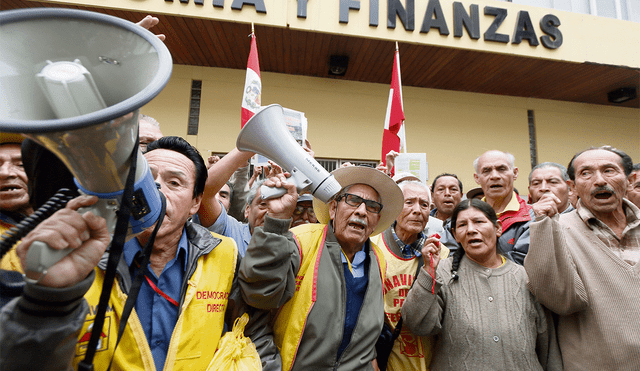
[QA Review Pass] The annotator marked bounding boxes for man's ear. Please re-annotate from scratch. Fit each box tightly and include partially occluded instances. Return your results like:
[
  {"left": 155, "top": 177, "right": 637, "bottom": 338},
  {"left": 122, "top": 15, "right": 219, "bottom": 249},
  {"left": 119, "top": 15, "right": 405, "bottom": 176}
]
[
  {"left": 473, "top": 173, "right": 480, "bottom": 185},
  {"left": 567, "top": 179, "right": 576, "bottom": 194},
  {"left": 627, "top": 173, "right": 636, "bottom": 188},
  {"left": 190, "top": 194, "right": 203, "bottom": 216},
  {"left": 512, "top": 166, "right": 519, "bottom": 181},
  {"left": 329, "top": 200, "right": 338, "bottom": 220},
  {"left": 244, "top": 203, "right": 250, "bottom": 220}
]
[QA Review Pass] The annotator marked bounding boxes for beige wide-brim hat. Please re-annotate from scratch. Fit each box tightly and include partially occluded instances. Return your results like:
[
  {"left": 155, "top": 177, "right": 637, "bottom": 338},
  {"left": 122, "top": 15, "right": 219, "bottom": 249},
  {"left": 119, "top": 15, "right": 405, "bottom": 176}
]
[{"left": 313, "top": 166, "right": 404, "bottom": 236}]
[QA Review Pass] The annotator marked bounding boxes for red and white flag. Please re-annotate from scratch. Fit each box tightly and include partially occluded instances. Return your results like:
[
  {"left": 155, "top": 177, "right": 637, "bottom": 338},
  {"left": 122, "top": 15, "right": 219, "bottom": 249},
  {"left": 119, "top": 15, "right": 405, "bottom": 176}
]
[
  {"left": 241, "top": 31, "right": 261, "bottom": 128},
  {"left": 381, "top": 44, "right": 406, "bottom": 166}
]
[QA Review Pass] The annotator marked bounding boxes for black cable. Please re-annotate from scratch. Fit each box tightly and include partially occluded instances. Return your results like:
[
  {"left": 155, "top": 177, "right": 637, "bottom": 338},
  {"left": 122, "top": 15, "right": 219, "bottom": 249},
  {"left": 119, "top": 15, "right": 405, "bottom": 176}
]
[
  {"left": 106, "top": 192, "right": 166, "bottom": 371},
  {"left": 0, "top": 188, "right": 75, "bottom": 261},
  {"left": 78, "top": 134, "right": 141, "bottom": 371}
]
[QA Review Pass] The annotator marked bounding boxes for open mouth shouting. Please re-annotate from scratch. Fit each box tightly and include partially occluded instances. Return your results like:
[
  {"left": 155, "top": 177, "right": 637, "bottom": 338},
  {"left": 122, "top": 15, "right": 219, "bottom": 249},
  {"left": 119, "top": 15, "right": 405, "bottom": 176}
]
[
  {"left": 591, "top": 186, "right": 616, "bottom": 203},
  {"left": 592, "top": 186, "right": 615, "bottom": 201},
  {"left": 347, "top": 218, "right": 368, "bottom": 232},
  {"left": 467, "top": 238, "right": 484, "bottom": 247}
]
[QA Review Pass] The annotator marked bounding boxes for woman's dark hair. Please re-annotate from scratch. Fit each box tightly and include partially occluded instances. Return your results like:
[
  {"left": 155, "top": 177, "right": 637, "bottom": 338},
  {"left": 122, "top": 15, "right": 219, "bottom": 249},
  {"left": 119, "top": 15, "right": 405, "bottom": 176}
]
[
  {"left": 448, "top": 199, "right": 499, "bottom": 281},
  {"left": 146, "top": 136, "right": 207, "bottom": 199}
]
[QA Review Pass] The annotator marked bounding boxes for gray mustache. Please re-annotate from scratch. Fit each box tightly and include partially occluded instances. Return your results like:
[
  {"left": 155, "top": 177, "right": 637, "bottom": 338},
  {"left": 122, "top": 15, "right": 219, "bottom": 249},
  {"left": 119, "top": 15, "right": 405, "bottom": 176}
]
[{"left": 349, "top": 217, "right": 368, "bottom": 228}]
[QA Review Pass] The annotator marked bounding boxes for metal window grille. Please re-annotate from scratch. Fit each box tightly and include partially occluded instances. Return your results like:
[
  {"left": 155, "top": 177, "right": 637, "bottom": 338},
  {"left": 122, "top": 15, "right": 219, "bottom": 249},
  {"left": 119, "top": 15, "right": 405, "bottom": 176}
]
[
  {"left": 207, "top": 155, "right": 377, "bottom": 175},
  {"left": 187, "top": 80, "right": 201, "bottom": 135},
  {"left": 528, "top": 109, "right": 538, "bottom": 170}
]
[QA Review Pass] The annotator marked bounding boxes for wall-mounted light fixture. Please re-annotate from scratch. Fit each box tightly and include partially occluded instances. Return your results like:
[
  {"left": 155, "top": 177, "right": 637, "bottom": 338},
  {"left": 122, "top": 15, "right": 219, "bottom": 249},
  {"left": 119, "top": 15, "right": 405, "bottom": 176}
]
[
  {"left": 328, "top": 55, "right": 349, "bottom": 76},
  {"left": 607, "top": 87, "right": 637, "bottom": 104}
]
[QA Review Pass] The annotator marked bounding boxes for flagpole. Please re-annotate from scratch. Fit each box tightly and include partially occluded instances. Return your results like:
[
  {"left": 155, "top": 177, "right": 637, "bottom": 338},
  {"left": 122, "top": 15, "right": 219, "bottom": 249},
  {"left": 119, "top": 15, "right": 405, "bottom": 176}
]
[
  {"left": 251, "top": 22, "right": 255, "bottom": 37},
  {"left": 381, "top": 41, "right": 407, "bottom": 167},
  {"left": 395, "top": 41, "right": 406, "bottom": 154}
]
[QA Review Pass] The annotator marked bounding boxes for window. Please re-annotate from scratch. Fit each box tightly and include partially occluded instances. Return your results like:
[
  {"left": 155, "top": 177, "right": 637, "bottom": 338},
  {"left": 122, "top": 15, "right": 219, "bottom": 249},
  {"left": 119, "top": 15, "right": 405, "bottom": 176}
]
[
  {"left": 187, "top": 80, "right": 201, "bottom": 135},
  {"left": 495, "top": 0, "right": 639, "bottom": 22}
]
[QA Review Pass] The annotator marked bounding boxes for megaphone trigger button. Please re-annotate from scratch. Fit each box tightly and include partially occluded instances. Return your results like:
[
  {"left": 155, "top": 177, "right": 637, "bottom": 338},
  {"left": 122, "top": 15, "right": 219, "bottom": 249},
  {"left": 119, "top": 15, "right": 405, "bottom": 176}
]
[{"left": 155, "top": 182, "right": 161, "bottom": 189}]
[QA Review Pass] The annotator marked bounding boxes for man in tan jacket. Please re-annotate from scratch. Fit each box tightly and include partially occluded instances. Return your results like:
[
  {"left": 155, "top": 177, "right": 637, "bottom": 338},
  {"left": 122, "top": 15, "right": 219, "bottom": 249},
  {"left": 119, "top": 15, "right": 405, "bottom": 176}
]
[{"left": 525, "top": 146, "right": 640, "bottom": 371}]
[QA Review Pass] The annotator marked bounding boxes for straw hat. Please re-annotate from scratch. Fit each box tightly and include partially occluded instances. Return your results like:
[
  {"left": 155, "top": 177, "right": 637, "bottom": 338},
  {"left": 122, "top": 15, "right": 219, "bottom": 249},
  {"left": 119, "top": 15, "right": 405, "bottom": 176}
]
[{"left": 313, "top": 166, "right": 403, "bottom": 236}]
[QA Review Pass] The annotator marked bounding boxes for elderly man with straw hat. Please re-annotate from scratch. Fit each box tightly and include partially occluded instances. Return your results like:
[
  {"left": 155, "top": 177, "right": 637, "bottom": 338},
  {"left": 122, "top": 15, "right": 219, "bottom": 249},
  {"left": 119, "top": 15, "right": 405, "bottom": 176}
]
[{"left": 239, "top": 166, "right": 403, "bottom": 371}]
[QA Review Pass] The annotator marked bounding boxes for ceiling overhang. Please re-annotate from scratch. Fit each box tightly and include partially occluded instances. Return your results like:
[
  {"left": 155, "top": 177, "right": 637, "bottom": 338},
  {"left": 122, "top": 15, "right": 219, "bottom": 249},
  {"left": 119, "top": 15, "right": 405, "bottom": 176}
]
[{"left": 2, "top": 0, "right": 639, "bottom": 108}]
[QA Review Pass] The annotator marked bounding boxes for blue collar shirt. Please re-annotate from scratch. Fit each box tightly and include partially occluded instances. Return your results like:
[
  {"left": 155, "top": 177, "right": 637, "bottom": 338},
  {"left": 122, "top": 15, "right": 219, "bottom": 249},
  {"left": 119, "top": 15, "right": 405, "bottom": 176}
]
[
  {"left": 123, "top": 228, "right": 189, "bottom": 371},
  {"left": 341, "top": 243, "right": 367, "bottom": 278}
]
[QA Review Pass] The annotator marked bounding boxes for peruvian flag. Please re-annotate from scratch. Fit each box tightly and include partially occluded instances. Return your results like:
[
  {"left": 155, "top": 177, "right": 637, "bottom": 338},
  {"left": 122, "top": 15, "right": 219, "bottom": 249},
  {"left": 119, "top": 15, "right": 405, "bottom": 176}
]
[
  {"left": 381, "top": 45, "right": 406, "bottom": 166},
  {"left": 241, "top": 32, "right": 261, "bottom": 128}
]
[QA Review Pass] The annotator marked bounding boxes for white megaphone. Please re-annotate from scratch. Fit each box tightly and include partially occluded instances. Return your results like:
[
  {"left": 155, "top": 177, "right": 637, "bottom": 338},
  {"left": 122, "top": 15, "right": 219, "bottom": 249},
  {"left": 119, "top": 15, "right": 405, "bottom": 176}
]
[
  {"left": 236, "top": 105, "right": 342, "bottom": 202},
  {"left": 0, "top": 8, "right": 172, "bottom": 275}
]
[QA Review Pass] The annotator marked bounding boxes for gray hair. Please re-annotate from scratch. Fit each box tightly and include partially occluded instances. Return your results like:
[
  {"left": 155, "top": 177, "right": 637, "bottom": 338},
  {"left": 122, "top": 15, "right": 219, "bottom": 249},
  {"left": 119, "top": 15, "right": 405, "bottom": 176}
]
[
  {"left": 473, "top": 150, "right": 515, "bottom": 173},
  {"left": 528, "top": 162, "right": 569, "bottom": 183},
  {"left": 246, "top": 179, "right": 266, "bottom": 207},
  {"left": 397, "top": 180, "right": 431, "bottom": 204},
  {"left": 139, "top": 114, "right": 161, "bottom": 128}
]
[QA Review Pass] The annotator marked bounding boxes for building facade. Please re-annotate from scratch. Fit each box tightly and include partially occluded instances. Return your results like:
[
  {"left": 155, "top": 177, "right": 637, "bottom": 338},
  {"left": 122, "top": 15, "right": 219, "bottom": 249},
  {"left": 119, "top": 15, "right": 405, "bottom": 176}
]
[{"left": 2, "top": 0, "right": 638, "bottom": 192}]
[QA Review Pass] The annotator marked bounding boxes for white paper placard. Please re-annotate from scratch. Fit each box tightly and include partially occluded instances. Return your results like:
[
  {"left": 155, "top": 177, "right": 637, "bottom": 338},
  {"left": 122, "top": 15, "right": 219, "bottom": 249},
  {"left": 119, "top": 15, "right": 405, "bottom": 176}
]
[{"left": 395, "top": 153, "right": 428, "bottom": 183}]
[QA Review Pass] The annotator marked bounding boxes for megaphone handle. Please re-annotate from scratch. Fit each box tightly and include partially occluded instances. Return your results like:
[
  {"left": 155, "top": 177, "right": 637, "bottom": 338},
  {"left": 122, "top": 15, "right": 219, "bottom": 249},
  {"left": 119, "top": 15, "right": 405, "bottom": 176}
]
[
  {"left": 23, "top": 202, "right": 118, "bottom": 280},
  {"left": 260, "top": 184, "right": 287, "bottom": 200},
  {"left": 25, "top": 241, "right": 72, "bottom": 281},
  {"left": 260, "top": 168, "right": 312, "bottom": 200}
]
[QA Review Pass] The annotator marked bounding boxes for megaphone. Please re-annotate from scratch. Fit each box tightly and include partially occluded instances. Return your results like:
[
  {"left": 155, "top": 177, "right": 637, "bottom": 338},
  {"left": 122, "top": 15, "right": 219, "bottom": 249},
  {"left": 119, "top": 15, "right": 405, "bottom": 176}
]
[
  {"left": 0, "top": 8, "right": 172, "bottom": 274},
  {"left": 236, "top": 104, "right": 342, "bottom": 202}
]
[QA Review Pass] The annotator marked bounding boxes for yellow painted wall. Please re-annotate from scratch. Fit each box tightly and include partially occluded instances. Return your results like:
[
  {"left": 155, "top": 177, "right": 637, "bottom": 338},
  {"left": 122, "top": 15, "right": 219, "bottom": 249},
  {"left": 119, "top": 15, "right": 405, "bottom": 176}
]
[{"left": 142, "top": 64, "right": 639, "bottom": 195}]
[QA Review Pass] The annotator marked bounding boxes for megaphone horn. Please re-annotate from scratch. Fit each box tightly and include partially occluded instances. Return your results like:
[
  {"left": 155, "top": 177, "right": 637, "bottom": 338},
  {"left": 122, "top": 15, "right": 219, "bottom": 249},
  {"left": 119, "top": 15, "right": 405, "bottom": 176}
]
[
  {"left": 236, "top": 104, "right": 341, "bottom": 203},
  {"left": 0, "top": 8, "right": 172, "bottom": 273}
]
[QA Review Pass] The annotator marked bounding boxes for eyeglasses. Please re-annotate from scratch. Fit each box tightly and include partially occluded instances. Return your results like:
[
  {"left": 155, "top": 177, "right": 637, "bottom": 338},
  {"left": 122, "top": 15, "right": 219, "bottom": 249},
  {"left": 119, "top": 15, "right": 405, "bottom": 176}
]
[
  {"left": 337, "top": 193, "right": 383, "bottom": 214},
  {"left": 293, "top": 205, "right": 315, "bottom": 216}
]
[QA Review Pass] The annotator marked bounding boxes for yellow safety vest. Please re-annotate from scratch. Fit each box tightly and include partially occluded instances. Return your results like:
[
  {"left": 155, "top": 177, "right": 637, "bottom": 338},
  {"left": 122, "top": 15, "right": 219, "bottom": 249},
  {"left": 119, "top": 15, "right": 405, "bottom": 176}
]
[
  {"left": 273, "top": 223, "right": 387, "bottom": 371},
  {"left": 0, "top": 221, "right": 23, "bottom": 273},
  {"left": 72, "top": 232, "right": 237, "bottom": 371}
]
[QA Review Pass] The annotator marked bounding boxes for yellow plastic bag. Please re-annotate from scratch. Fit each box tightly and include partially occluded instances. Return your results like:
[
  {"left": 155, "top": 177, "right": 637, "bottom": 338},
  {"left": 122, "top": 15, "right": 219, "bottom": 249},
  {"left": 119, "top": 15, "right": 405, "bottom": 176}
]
[{"left": 207, "top": 313, "right": 262, "bottom": 371}]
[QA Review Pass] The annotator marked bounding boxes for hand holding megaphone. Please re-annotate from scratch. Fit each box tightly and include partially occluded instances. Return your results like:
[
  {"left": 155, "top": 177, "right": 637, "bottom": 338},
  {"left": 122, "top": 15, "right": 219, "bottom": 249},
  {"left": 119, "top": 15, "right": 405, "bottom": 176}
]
[
  {"left": 20, "top": 196, "right": 111, "bottom": 288},
  {"left": 261, "top": 173, "right": 299, "bottom": 219},
  {"left": 236, "top": 105, "right": 342, "bottom": 202}
]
